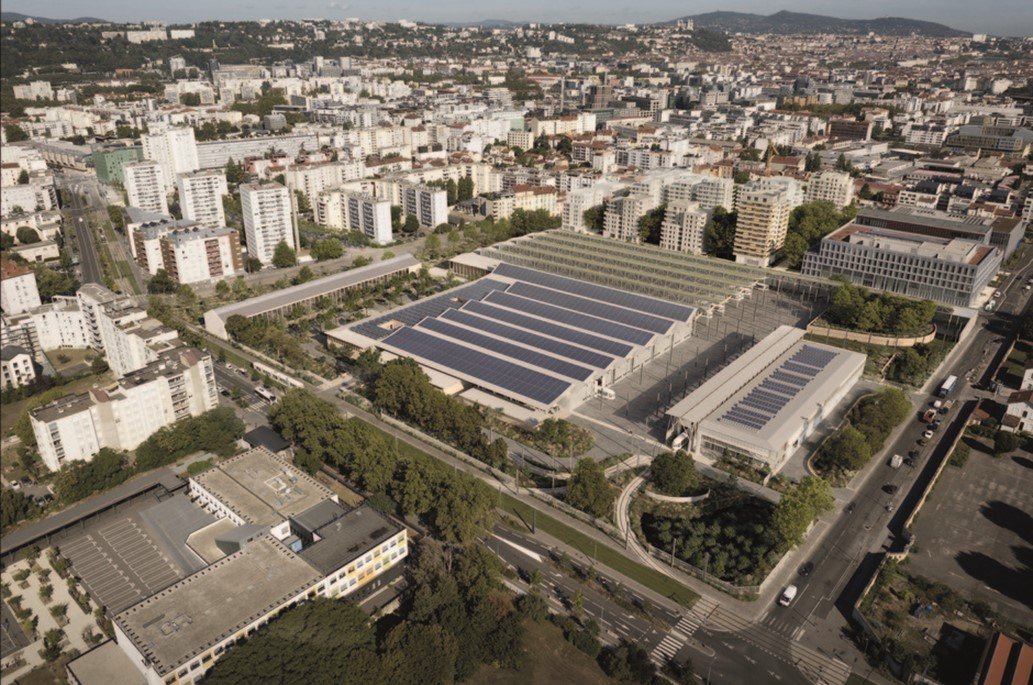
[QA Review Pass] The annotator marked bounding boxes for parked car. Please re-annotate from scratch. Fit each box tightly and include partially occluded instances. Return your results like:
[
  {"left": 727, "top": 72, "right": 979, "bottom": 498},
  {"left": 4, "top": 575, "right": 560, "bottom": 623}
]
[
  {"left": 798, "top": 562, "right": 814, "bottom": 577},
  {"left": 923, "top": 430, "right": 934, "bottom": 440},
  {"left": 779, "top": 585, "right": 798, "bottom": 606},
  {"left": 883, "top": 484, "right": 899, "bottom": 494}
]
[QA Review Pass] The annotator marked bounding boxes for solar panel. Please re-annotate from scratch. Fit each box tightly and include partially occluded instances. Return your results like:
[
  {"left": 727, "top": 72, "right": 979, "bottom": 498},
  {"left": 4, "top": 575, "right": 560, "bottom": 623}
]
[
  {"left": 791, "top": 345, "right": 837, "bottom": 369},
  {"left": 353, "top": 278, "right": 508, "bottom": 340},
  {"left": 492, "top": 262, "right": 695, "bottom": 322},
  {"left": 462, "top": 300, "right": 634, "bottom": 358},
  {"left": 759, "top": 380, "right": 800, "bottom": 397},
  {"left": 505, "top": 281, "right": 674, "bottom": 335},
  {"left": 440, "top": 309, "right": 614, "bottom": 369},
  {"left": 782, "top": 361, "right": 822, "bottom": 377},
  {"left": 416, "top": 317, "right": 595, "bottom": 382},
  {"left": 380, "top": 326, "right": 573, "bottom": 406},
  {"left": 771, "top": 370, "right": 809, "bottom": 387},
  {"left": 484, "top": 291, "right": 655, "bottom": 346}
]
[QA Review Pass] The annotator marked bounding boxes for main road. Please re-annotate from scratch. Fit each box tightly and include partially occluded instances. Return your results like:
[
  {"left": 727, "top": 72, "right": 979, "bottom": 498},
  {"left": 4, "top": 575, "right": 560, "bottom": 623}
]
[{"left": 57, "top": 177, "right": 103, "bottom": 285}]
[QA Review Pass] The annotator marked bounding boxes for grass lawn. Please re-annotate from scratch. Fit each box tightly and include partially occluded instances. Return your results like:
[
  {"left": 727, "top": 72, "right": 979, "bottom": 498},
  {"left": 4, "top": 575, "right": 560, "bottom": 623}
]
[
  {"left": 466, "top": 618, "right": 615, "bottom": 685},
  {"left": 43, "top": 348, "right": 96, "bottom": 375},
  {"left": 845, "top": 675, "right": 876, "bottom": 685},
  {"left": 500, "top": 493, "right": 699, "bottom": 608}
]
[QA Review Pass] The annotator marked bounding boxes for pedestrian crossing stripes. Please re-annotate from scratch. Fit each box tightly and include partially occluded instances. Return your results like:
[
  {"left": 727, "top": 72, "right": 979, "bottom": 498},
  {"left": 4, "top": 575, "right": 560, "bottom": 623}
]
[{"left": 649, "top": 596, "right": 718, "bottom": 664}]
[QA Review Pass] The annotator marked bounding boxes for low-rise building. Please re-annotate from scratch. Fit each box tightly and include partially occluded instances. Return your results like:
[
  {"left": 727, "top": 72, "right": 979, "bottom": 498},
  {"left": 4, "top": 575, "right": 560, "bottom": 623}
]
[{"left": 1, "top": 346, "right": 37, "bottom": 389}]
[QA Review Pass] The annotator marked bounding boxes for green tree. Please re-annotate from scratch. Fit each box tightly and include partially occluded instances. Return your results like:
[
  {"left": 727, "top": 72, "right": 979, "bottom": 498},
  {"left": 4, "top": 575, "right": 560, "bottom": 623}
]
[
  {"left": 4, "top": 125, "right": 28, "bottom": 142},
  {"left": 16, "top": 226, "right": 40, "bottom": 244},
  {"left": 40, "top": 628, "right": 63, "bottom": 661},
  {"left": 271, "top": 240, "right": 297, "bottom": 268},
  {"left": 771, "top": 476, "right": 834, "bottom": 549},
  {"left": 294, "top": 190, "right": 311, "bottom": 214},
  {"left": 565, "top": 458, "right": 614, "bottom": 518},
  {"left": 403, "top": 215, "right": 420, "bottom": 234},
  {"left": 805, "top": 152, "right": 822, "bottom": 172},
  {"left": 582, "top": 204, "right": 605, "bottom": 231},
  {"left": 1, "top": 488, "right": 35, "bottom": 532},
  {"left": 994, "top": 431, "right": 1019, "bottom": 455},
  {"left": 147, "top": 268, "right": 176, "bottom": 294},
  {"left": 650, "top": 450, "right": 698, "bottom": 496},
  {"left": 637, "top": 204, "right": 666, "bottom": 245},
  {"left": 295, "top": 265, "right": 315, "bottom": 283},
  {"left": 704, "top": 206, "right": 737, "bottom": 259},
  {"left": 90, "top": 356, "right": 109, "bottom": 374},
  {"left": 18, "top": 169, "right": 30, "bottom": 184},
  {"left": 224, "top": 159, "right": 245, "bottom": 186}
]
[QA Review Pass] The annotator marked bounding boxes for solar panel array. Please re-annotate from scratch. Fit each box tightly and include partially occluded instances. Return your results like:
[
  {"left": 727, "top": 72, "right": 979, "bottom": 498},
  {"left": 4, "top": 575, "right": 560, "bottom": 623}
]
[
  {"left": 352, "top": 278, "right": 507, "bottom": 340},
  {"left": 718, "top": 344, "right": 841, "bottom": 433},
  {"left": 484, "top": 291, "right": 655, "bottom": 346},
  {"left": 380, "top": 326, "right": 573, "bottom": 406},
  {"left": 506, "top": 281, "right": 674, "bottom": 335},
  {"left": 492, "top": 262, "right": 696, "bottom": 322}
]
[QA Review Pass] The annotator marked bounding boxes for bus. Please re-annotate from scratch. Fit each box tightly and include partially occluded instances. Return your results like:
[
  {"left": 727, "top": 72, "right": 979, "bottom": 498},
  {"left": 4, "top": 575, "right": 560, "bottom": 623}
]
[
  {"left": 254, "top": 387, "right": 277, "bottom": 403},
  {"left": 937, "top": 375, "right": 958, "bottom": 398}
]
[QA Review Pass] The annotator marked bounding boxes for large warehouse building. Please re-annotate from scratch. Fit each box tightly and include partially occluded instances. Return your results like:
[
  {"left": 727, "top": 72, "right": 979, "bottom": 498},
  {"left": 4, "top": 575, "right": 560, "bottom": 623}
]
[
  {"left": 665, "top": 326, "right": 865, "bottom": 476},
  {"left": 328, "top": 261, "right": 697, "bottom": 419}
]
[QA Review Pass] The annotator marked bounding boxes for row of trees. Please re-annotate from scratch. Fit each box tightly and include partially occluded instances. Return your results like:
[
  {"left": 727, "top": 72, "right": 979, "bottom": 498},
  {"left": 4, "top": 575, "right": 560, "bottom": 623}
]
[
  {"left": 206, "top": 541, "right": 524, "bottom": 684},
  {"left": 367, "top": 358, "right": 510, "bottom": 471},
  {"left": 134, "top": 407, "right": 244, "bottom": 471},
  {"left": 270, "top": 389, "right": 497, "bottom": 543},
  {"left": 813, "top": 388, "right": 911, "bottom": 482},
  {"left": 825, "top": 282, "right": 938, "bottom": 337},
  {"left": 225, "top": 314, "right": 325, "bottom": 376},
  {"left": 779, "top": 200, "right": 857, "bottom": 269}
]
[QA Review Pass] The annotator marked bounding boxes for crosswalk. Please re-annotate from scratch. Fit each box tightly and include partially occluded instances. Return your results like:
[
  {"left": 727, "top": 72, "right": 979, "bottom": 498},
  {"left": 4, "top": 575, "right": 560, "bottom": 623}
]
[{"left": 650, "top": 596, "right": 718, "bottom": 664}]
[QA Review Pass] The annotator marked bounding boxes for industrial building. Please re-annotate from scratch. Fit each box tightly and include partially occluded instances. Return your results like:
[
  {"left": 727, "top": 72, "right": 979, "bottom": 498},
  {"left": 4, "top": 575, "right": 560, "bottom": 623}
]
[
  {"left": 203, "top": 254, "right": 420, "bottom": 340},
  {"left": 666, "top": 326, "right": 865, "bottom": 476}
]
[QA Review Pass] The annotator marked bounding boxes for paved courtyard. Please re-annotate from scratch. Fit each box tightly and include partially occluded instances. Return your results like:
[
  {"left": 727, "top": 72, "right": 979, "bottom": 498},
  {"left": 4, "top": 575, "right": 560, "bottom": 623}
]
[{"left": 909, "top": 444, "right": 1033, "bottom": 625}]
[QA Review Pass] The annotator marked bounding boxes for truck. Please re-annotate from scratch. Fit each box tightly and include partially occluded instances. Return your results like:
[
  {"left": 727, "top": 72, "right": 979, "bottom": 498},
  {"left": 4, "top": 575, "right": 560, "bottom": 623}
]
[
  {"left": 938, "top": 375, "right": 958, "bottom": 398},
  {"left": 921, "top": 409, "right": 937, "bottom": 423},
  {"left": 889, "top": 454, "right": 904, "bottom": 469}
]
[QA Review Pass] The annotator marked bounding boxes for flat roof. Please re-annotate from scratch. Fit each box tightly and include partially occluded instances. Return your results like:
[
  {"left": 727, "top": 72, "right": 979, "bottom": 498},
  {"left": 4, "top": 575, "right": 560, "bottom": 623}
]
[
  {"left": 205, "top": 254, "right": 419, "bottom": 322},
  {"left": 191, "top": 447, "right": 336, "bottom": 526},
  {"left": 114, "top": 535, "right": 321, "bottom": 677},
  {"left": 66, "top": 640, "right": 147, "bottom": 685},
  {"left": 298, "top": 504, "right": 402, "bottom": 576},
  {"left": 669, "top": 326, "right": 866, "bottom": 458}
]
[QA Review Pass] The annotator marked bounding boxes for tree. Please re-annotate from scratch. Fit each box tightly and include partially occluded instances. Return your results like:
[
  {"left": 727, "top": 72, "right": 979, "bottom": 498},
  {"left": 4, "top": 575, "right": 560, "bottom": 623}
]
[
  {"left": 1, "top": 488, "right": 34, "bottom": 533},
  {"left": 16, "top": 226, "right": 40, "bottom": 244},
  {"left": 637, "top": 204, "right": 666, "bottom": 245},
  {"left": 780, "top": 200, "right": 850, "bottom": 269},
  {"left": 147, "top": 269, "right": 176, "bottom": 294},
  {"left": 294, "top": 190, "right": 311, "bottom": 214},
  {"left": 565, "top": 458, "right": 614, "bottom": 518},
  {"left": 994, "top": 431, "right": 1019, "bottom": 455},
  {"left": 424, "top": 234, "right": 442, "bottom": 258},
  {"left": 650, "top": 450, "right": 698, "bottom": 496},
  {"left": 40, "top": 628, "right": 63, "bottom": 662},
  {"left": 18, "top": 169, "right": 30, "bottom": 184},
  {"left": 805, "top": 151, "right": 822, "bottom": 172},
  {"left": 599, "top": 641, "right": 657, "bottom": 683},
  {"left": 246, "top": 257, "right": 263, "bottom": 273},
  {"left": 0, "top": 232, "right": 13, "bottom": 250},
  {"left": 402, "top": 215, "right": 420, "bottom": 234},
  {"left": 224, "top": 159, "right": 245, "bottom": 186},
  {"left": 732, "top": 170, "right": 751, "bottom": 184},
  {"left": 271, "top": 240, "right": 297, "bottom": 268},
  {"left": 311, "top": 238, "right": 344, "bottom": 261},
  {"left": 582, "top": 204, "right": 605, "bottom": 231},
  {"left": 4, "top": 125, "right": 28, "bottom": 142},
  {"left": 295, "top": 266, "right": 315, "bottom": 284},
  {"left": 215, "top": 280, "right": 231, "bottom": 297},
  {"left": 771, "top": 476, "right": 834, "bottom": 549},
  {"left": 704, "top": 206, "right": 737, "bottom": 260},
  {"left": 90, "top": 356, "right": 109, "bottom": 374},
  {"left": 390, "top": 205, "right": 403, "bottom": 229}
]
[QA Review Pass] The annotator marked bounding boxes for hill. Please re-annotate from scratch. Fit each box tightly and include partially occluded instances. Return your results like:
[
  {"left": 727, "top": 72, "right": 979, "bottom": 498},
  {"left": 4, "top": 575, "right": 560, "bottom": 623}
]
[
  {"left": 1, "top": 11, "right": 109, "bottom": 24},
  {"left": 668, "top": 10, "right": 967, "bottom": 37}
]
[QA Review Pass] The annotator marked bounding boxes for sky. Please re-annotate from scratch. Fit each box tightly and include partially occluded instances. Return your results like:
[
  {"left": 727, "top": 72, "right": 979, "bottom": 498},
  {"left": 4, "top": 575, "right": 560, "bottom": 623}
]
[{"left": 6, "top": 0, "right": 1033, "bottom": 36}]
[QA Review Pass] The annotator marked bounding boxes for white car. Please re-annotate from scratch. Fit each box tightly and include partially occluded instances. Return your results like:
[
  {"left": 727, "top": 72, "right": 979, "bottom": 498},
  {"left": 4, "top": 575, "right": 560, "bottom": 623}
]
[
  {"left": 923, "top": 430, "right": 934, "bottom": 440},
  {"left": 778, "top": 585, "right": 798, "bottom": 606}
]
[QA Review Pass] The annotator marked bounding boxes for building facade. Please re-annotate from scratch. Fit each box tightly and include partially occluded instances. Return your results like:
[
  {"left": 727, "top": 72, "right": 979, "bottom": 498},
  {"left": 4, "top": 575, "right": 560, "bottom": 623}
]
[
  {"left": 124, "top": 161, "right": 169, "bottom": 215},
  {"left": 733, "top": 185, "right": 790, "bottom": 266},
  {"left": 240, "top": 182, "right": 296, "bottom": 264},
  {"left": 177, "top": 170, "right": 228, "bottom": 227}
]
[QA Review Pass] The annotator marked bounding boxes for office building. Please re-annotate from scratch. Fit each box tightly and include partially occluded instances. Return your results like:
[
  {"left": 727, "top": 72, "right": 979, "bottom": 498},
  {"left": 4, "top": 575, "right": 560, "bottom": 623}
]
[
  {"left": 240, "top": 182, "right": 296, "bottom": 264},
  {"left": 733, "top": 185, "right": 791, "bottom": 266},
  {"left": 666, "top": 326, "right": 865, "bottom": 476},
  {"left": 124, "top": 161, "right": 169, "bottom": 215},
  {"left": 30, "top": 347, "right": 217, "bottom": 471},
  {"left": 660, "top": 201, "right": 708, "bottom": 254},
  {"left": 177, "top": 170, "right": 228, "bottom": 227},
  {"left": 801, "top": 219, "right": 1001, "bottom": 307},
  {"left": 945, "top": 125, "right": 1033, "bottom": 156},
  {"left": 806, "top": 170, "right": 854, "bottom": 209},
  {"left": 91, "top": 142, "right": 142, "bottom": 185},
  {"left": 1, "top": 258, "right": 42, "bottom": 315},
  {"left": 399, "top": 182, "right": 448, "bottom": 229},
  {"left": 141, "top": 127, "right": 199, "bottom": 189},
  {"left": 851, "top": 206, "right": 1024, "bottom": 260}
]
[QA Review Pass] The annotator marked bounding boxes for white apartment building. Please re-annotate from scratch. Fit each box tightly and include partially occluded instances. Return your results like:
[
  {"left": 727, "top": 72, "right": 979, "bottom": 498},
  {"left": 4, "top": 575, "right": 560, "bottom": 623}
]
[
  {"left": 399, "top": 182, "right": 448, "bottom": 229},
  {"left": 805, "top": 170, "right": 854, "bottom": 209},
  {"left": 177, "top": 170, "right": 228, "bottom": 227},
  {"left": 478, "top": 185, "right": 558, "bottom": 221},
  {"left": 562, "top": 181, "right": 627, "bottom": 231},
  {"left": 240, "top": 182, "right": 296, "bottom": 264},
  {"left": 660, "top": 201, "right": 709, "bottom": 254},
  {"left": 1, "top": 347, "right": 36, "bottom": 389},
  {"left": 342, "top": 192, "right": 393, "bottom": 245},
  {"left": 603, "top": 194, "right": 657, "bottom": 242},
  {"left": 77, "top": 283, "right": 120, "bottom": 350},
  {"left": 30, "top": 347, "right": 217, "bottom": 471},
  {"left": 124, "top": 161, "right": 170, "bottom": 215},
  {"left": 99, "top": 299, "right": 181, "bottom": 377},
  {"left": 663, "top": 176, "right": 735, "bottom": 212},
  {"left": 734, "top": 176, "right": 805, "bottom": 213},
  {"left": 1, "top": 259, "right": 42, "bottom": 315},
  {"left": 25, "top": 298, "right": 88, "bottom": 350},
  {"left": 159, "top": 226, "right": 244, "bottom": 284},
  {"left": 284, "top": 160, "right": 365, "bottom": 203},
  {"left": 733, "top": 185, "right": 791, "bottom": 266},
  {"left": 141, "top": 127, "right": 199, "bottom": 189}
]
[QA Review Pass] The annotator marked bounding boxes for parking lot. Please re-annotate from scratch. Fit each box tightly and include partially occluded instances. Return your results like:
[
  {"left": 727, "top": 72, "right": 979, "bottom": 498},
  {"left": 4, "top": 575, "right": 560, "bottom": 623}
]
[
  {"left": 909, "top": 443, "right": 1033, "bottom": 625},
  {"left": 570, "top": 285, "right": 818, "bottom": 460},
  {"left": 59, "top": 515, "right": 185, "bottom": 613}
]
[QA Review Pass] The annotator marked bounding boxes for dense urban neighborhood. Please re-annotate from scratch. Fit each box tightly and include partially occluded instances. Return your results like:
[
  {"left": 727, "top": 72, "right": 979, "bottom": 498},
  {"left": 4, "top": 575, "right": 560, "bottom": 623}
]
[{"left": 0, "top": 8, "right": 1031, "bottom": 685}]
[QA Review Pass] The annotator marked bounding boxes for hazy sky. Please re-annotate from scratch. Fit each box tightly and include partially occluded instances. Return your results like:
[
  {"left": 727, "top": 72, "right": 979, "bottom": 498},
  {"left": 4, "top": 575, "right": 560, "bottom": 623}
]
[{"left": 7, "top": 0, "right": 1033, "bottom": 36}]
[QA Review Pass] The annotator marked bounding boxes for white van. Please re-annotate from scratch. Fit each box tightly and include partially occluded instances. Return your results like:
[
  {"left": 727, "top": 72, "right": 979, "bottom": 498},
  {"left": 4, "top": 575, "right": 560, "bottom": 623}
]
[{"left": 778, "top": 585, "right": 798, "bottom": 606}]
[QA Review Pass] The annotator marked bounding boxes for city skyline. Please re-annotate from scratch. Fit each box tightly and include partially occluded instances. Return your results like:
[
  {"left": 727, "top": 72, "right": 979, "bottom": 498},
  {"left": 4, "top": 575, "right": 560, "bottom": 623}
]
[{"left": 5, "top": 1, "right": 1033, "bottom": 35}]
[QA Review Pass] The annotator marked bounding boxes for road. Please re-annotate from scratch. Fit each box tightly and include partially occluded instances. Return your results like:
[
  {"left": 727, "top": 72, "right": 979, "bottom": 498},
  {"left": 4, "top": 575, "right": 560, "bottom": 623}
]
[
  {"left": 766, "top": 246, "right": 1033, "bottom": 663},
  {"left": 57, "top": 179, "right": 103, "bottom": 285}
]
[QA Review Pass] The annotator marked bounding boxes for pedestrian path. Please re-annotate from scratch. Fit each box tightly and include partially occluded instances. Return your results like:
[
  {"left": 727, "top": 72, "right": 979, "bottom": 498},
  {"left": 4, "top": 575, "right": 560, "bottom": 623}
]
[{"left": 650, "top": 596, "right": 718, "bottom": 664}]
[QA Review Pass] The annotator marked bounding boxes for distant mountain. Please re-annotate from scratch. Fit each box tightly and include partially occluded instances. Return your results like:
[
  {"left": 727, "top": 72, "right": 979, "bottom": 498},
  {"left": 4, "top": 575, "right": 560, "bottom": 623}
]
[
  {"left": 668, "top": 10, "right": 967, "bottom": 37},
  {"left": 1, "top": 11, "right": 110, "bottom": 24},
  {"left": 445, "top": 19, "right": 528, "bottom": 28}
]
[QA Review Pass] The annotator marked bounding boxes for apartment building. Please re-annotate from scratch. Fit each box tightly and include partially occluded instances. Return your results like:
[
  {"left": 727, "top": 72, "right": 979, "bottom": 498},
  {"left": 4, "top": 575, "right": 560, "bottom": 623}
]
[
  {"left": 284, "top": 160, "right": 365, "bottom": 204},
  {"left": 141, "top": 127, "right": 200, "bottom": 189},
  {"left": 806, "top": 170, "right": 854, "bottom": 209},
  {"left": 733, "top": 185, "right": 791, "bottom": 266},
  {"left": 665, "top": 176, "right": 735, "bottom": 212},
  {"left": 399, "top": 182, "right": 448, "bottom": 229},
  {"left": 660, "top": 200, "right": 709, "bottom": 254},
  {"left": 177, "top": 170, "right": 228, "bottom": 227},
  {"left": 476, "top": 185, "right": 558, "bottom": 221},
  {"left": 828, "top": 119, "right": 873, "bottom": 141},
  {"left": 1, "top": 346, "right": 37, "bottom": 389},
  {"left": 603, "top": 194, "right": 656, "bottom": 242},
  {"left": 1, "top": 258, "right": 42, "bottom": 315},
  {"left": 124, "top": 161, "right": 170, "bottom": 215},
  {"left": 91, "top": 141, "right": 142, "bottom": 185},
  {"left": 77, "top": 283, "right": 119, "bottom": 351},
  {"left": 562, "top": 181, "right": 625, "bottom": 231},
  {"left": 801, "top": 222, "right": 1002, "bottom": 307},
  {"left": 240, "top": 182, "right": 296, "bottom": 264},
  {"left": 30, "top": 347, "right": 217, "bottom": 471},
  {"left": 160, "top": 226, "right": 244, "bottom": 284},
  {"left": 76, "top": 283, "right": 181, "bottom": 376}
]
